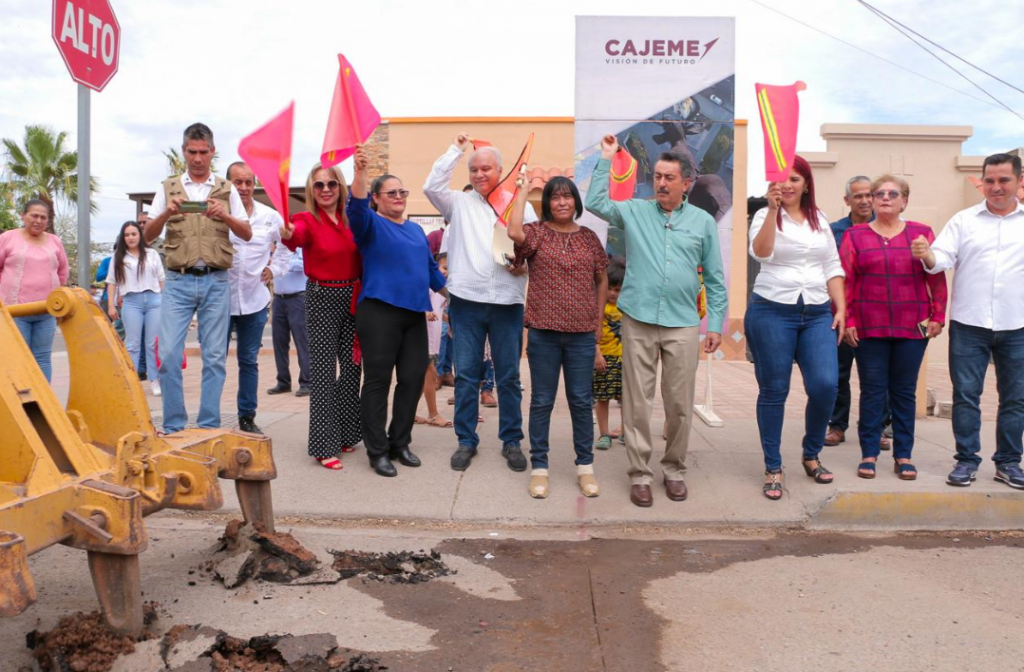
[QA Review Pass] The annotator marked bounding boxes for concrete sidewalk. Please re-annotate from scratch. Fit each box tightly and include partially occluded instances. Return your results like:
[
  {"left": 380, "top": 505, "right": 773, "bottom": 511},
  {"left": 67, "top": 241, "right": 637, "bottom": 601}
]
[{"left": 48, "top": 352, "right": 1024, "bottom": 531}]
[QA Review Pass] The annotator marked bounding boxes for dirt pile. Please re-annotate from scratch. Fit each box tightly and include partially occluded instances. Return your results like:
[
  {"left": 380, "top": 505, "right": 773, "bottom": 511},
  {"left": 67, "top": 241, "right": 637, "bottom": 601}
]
[
  {"left": 28, "top": 619, "right": 386, "bottom": 672},
  {"left": 212, "top": 521, "right": 340, "bottom": 588},
  {"left": 27, "top": 605, "right": 159, "bottom": 672},
  {"left": 206, "top": 634, "right": 387, "bottom": 671},
  {"left": 329, "top": 549, "right": 454, "bottom": 584}
]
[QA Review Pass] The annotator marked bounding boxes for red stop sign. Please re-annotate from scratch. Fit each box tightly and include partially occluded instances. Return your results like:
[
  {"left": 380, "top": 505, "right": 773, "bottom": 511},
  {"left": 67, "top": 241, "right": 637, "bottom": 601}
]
[{"left": 51, "top": 0, "right": 120, "bottom": 92}]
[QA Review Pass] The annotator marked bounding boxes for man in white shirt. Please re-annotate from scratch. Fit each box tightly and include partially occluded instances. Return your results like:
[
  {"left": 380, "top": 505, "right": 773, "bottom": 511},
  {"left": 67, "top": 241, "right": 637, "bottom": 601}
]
[
  {"left": 145, "top": 123, "right": 252, "bottom": 434},
  {"left": 913, "top": 153, "right": 1024, "bottom": 490},
  {"left": 225, "top": 162, "right": 283, "bottom": 434},
  {"left": 267, "top": 239, "right": 310, "bottom": 398},
  {"left": 424, "top": 133, "right": 537, "bottom": 472}
]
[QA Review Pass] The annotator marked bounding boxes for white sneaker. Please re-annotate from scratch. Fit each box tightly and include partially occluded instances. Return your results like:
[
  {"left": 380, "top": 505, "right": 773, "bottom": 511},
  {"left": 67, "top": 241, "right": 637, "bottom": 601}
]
[{"left": 151, "top": 380, "right": 162, "bottom": 396}]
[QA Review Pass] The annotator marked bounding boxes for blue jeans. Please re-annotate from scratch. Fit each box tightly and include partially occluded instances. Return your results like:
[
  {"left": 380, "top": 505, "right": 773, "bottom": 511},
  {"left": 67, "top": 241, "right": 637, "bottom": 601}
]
[
  {"left": 745, "top": 294, "right": 838, "bottom": 471},
  {"left": 854, "top": 337, "right": 927, "bottom": 460},
  {"left": 448, "top": 294, "right": 524, "bottom": 450},
  {"left": 949, "top": 321, "right": 1024, "bottom": 467},
  {"left": 230, "top": 306, "right": 268, "bottom": 418},
  {"left": 526, "top": 329, "right": 596, "bottom": 469},
  {"left": 159, "top": 269, "right": 230, "bottom": 433},
  {"left": 121, "top": 290, "right": 161, "bottom": 383},
  {"left": 437, "top": 322, "right": 453, "bottom": 376},
  {"left": 15, "top": 314, "right": 57, "bottom": 382}
]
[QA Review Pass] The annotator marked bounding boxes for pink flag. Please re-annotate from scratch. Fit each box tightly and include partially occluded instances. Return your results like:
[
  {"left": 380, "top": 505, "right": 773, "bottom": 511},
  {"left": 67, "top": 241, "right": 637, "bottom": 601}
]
[
  {"left": 755, "top": 81, "right": 806, "bottom": 182},
  {"left": 238, "top": 102, "right": 294, "bottom": 222},
  {"left": 321, "top": 54, "right": 381, "bottom": 168}
]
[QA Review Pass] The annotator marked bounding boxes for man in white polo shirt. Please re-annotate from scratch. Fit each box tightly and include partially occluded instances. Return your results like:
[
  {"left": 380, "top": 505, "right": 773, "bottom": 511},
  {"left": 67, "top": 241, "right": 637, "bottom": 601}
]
[
  {"left": 424, "top": 133, "right": 537, "bottom": 472},
  {"left": 912, "top": 152, "right": 1024, "bottom": 490},
  {"left": 225, "top": 161, "right": 282, "bottom": 434}
]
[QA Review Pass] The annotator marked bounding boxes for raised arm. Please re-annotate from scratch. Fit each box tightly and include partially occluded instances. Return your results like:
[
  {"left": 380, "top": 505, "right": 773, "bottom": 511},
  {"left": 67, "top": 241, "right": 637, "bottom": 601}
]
[
  {"left": 750, "top": 183, "right": 782, "bottom": 259},
  {"left": 583, "top": 135, "right": 627, "bottom": 229},
  {"left": 506, "top": 167, "right": 529, "bottom": 245},
  {"left": 347, "top": 144, "right": 376, "bottom": 246},
  {"left": 423, "top": 133, "right": 471, "bottom": 222}
]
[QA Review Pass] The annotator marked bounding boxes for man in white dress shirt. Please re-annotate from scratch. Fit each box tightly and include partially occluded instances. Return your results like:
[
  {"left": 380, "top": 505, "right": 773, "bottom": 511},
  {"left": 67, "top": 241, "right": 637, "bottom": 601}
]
[
  {"left": 424, "top": 133, "right": 537, "bottom": 472},
  {"left": 145, "top": 123, "right": 252, "bottom": 434},
  {"left": 225, "top": 162, "right": 283, "bottom": 434},
  {"left": 913, "top": 153, "right": 1024, "bottom": 490}
]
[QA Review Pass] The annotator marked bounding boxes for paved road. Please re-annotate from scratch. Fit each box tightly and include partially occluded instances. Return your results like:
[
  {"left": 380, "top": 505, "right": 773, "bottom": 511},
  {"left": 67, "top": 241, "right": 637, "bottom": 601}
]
[{"left": 2, "top": 521, "right": 1021, "bottom": 672}]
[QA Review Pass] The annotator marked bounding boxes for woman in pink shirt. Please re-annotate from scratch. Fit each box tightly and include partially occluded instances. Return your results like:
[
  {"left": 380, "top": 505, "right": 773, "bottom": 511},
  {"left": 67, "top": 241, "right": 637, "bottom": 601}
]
[
  {"left": 841, "top": 175, "right": 947, "bottom": 480},
  {"left": 0, "top": 200, "right": 69, "bottom": 381}
]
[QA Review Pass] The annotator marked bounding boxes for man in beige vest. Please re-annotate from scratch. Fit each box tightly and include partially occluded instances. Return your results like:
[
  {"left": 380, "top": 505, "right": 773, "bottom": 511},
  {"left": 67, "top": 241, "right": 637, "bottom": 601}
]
[{"left": 145, "top": 123, "right": 252, "bottom": 434}]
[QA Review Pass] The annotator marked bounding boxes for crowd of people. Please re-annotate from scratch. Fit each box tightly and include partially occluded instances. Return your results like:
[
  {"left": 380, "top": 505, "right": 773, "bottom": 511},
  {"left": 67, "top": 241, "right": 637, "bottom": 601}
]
[{"left": 1, "top": 121, "right": 1022, "bottom": 502}]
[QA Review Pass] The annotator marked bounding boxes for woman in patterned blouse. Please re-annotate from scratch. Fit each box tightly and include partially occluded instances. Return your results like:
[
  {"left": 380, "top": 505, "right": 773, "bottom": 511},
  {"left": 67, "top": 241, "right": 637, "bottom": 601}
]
[
  {"left": 840, "top": 174, "right": 947, "bottom": 480},
  {"left": 508, "top": 175, "right": 609, "bottom": 500}
]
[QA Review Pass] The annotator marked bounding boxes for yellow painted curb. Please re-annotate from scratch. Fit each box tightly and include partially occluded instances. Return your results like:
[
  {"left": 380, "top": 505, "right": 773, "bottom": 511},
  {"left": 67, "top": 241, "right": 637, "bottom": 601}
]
[{"left": 812, "top": 491, "right": 1024, "bottom": 530}]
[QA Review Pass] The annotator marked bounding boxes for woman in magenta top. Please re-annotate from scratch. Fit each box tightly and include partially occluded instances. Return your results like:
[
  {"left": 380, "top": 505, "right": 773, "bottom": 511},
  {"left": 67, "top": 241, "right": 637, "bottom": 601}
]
[
  {"left": 281, "top": 164, "right": 363, "bottom": 470},
  {"left": 841, "top": 174, "right": 947, "bottom": 480},
  {"left": 0, "top": 200, "right": 69, "bottom": 382}
]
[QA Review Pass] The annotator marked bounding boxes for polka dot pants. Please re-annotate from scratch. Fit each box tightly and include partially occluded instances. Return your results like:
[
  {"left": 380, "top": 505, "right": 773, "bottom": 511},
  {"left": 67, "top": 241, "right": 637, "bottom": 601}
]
[{"left": 305, "top": 280, "right": 362, "bottom": 458}]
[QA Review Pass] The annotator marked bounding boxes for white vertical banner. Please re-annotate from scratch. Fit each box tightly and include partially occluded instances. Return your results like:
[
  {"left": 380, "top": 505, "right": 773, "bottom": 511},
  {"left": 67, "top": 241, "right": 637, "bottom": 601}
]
[{"left": 574, "top": 16, "right": 736, "bottom": 291}]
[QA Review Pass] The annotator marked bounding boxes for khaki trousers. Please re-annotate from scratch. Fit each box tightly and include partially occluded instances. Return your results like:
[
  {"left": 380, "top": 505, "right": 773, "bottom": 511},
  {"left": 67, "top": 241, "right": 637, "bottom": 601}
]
[{"left": 621, "top": 312, "right": 701, "bottom": 485}]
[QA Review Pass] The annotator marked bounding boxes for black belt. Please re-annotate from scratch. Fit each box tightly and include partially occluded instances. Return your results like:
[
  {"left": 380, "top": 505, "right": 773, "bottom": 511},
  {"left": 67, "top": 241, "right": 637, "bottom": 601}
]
[
  {"left": 276, "top": 291, "right": 305, "bottom": 299},
  {"left": 173, "top": 266, "right": 223, "bottom": 276}
]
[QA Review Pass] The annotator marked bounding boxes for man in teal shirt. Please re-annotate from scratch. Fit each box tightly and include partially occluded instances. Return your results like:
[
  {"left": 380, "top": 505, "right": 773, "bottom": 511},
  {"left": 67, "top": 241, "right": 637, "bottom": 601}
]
[{"left": 585, "top": 135, "right": 727, "bottom": 508}]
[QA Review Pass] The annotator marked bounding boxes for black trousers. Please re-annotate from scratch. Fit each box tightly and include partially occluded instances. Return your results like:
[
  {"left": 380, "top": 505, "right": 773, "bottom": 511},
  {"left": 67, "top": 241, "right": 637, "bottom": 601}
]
[{"left": 355, "top": 298, "right": 429, "bottom": 460}]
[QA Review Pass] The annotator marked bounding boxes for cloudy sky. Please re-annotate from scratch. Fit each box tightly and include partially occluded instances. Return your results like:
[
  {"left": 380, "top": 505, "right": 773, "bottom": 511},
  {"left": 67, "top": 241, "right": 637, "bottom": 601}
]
[{"left": 2, "top": 0, "right": 1022, "bottom": 243}]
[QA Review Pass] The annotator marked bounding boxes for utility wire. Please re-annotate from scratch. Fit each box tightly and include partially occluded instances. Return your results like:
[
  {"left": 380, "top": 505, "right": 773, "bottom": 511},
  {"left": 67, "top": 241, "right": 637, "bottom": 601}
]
[
  {"left": 855, "top": 0, "right": 1024, "bottom": 97},
  {"left": 856, "top": 1, "right": 1024, "bottom": 122},
  {"left": 743, "top": 0, "right": 1003, "bottom": 111}
]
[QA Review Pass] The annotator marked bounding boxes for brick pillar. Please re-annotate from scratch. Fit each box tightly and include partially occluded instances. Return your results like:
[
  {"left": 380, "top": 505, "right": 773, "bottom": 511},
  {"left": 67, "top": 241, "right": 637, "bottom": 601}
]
[{"left": 364, "top": 122, "right": 390, "bottom": 183}]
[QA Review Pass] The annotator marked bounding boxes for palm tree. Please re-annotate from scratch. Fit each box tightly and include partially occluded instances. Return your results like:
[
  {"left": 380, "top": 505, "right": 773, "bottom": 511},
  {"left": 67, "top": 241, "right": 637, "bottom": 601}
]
[
  {"left": 164, "top": 147, "right": 218, "bottom": 178},
  {"left": 2, "top": 125, "right": 98, "bottom": 232}
]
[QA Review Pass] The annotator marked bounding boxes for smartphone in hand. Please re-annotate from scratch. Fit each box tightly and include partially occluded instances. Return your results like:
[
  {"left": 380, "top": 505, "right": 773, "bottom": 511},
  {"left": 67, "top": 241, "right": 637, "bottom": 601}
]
[{"left": 179, "top": 201, "right": 208, "bottom": 214}]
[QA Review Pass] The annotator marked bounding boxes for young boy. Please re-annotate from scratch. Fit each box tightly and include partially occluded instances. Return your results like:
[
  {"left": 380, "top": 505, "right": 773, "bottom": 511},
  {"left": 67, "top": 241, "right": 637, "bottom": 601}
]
[
  {"left": 418, "top": 253, "right": 452, "bottom": 427},
  {"left": 594, "top": 256, "right": 625, "bottom": 450}
]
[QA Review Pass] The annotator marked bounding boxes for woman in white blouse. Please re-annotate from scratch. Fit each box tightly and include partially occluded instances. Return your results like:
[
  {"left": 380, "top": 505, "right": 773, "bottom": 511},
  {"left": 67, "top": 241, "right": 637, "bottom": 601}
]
[
  {"left": 745, "top": 156, "right": 846, "bottom": 500},
  {"left": 107, "top": 221, "right": 166, "bottom": 395}
]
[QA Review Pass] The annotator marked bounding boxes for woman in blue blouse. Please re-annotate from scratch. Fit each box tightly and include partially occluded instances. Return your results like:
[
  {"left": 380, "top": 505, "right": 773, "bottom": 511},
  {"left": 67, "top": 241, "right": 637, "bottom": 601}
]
[{"left": 349, "top": 145, "right": 447, "bottom": 477}]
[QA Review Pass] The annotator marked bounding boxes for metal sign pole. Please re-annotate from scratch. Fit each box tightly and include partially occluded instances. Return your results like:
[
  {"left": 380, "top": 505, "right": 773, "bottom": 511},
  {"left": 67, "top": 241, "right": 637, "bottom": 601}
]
[{"left": 76, "top": 84, "right": 90, "bottom": 287}]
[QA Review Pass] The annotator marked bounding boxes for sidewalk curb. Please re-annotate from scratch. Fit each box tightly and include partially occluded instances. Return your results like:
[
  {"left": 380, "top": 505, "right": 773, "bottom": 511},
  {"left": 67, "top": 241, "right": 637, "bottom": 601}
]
[{"left": 810, "top": 490, "right": 1024, "bottom": 530}]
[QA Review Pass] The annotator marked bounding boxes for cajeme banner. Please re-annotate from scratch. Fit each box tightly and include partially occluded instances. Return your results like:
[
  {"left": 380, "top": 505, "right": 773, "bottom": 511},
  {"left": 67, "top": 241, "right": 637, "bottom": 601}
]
[{"left": 575, "top": 16, "right": 736, "bottom": 301}]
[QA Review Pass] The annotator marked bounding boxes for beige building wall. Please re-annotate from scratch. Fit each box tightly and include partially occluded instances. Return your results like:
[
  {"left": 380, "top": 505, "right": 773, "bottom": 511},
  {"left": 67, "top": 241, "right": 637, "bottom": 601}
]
[
  {"left": 382, "top": 117, "right": 575, "bottom": 226},
  {"left": 799, "top": 123, "right": 987, "bottom": 368}
]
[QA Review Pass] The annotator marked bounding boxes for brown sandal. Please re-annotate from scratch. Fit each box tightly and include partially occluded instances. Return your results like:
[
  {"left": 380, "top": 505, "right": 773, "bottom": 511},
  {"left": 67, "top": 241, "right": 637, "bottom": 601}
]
[
  {"left": 802, "top": 459, "right": 834, "bottom": 484},
  {"left": 426, "top": 414, "right": 453, "bottom": 428}
]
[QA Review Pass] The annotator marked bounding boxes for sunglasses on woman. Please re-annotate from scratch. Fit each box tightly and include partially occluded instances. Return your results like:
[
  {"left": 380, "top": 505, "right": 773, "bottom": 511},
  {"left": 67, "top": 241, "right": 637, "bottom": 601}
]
[
  {"left": 377, "top": 189, "right": 410, "bottom": 199},
  {"left": 873, "top": 189, "right": 901, "bottom": 200},
  {"left": 313, "top": 180, "right": 339, "bottom": 191}
]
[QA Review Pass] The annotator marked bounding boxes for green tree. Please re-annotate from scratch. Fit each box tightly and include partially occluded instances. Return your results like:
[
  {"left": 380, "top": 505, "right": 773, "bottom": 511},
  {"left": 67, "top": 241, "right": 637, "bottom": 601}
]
[
  {"left": 164, "top": 147, "right": 218, "bottom": 177},
  {"left": 0, "top": 179, "right": 17, "bottom": 231},
  {"left": 2, "top": 125, "right": 99, "bottom": 232}
]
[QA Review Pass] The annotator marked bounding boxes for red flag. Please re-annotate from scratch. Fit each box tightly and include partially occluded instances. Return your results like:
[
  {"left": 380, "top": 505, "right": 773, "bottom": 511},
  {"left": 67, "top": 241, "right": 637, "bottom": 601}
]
[
  {"left": 238, "top": 102, "right": 294, "bottom": 222},
  {"left": 755, "top": 81, "right": 806, "bottom": 181},
  {"left": 473, "top": 135, "right": 534, "bottom": 226},
  {"left": 321, "top": 54, "right": 381, "bottom": 168},
  {"left": 609, "top": 147, "right": 638, "bottom": 201}
]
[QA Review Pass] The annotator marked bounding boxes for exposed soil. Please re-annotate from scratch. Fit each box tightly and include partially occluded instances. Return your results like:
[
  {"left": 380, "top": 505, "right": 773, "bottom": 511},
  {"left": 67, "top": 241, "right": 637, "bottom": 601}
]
[
  {"left": 27, "top": 604, "right": 158, "bottom": 672},
  {"left": 212, "top": 521, "right": 336, "bottom": 588},
  {"left": 329, "top": 549, "right": 454, "bottom": 584}
]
